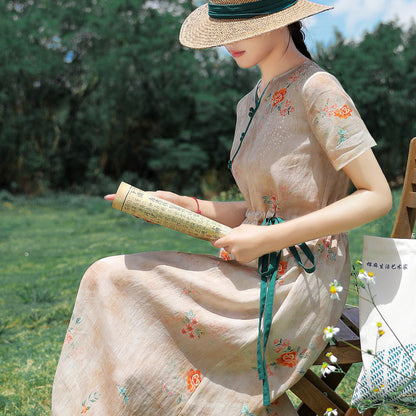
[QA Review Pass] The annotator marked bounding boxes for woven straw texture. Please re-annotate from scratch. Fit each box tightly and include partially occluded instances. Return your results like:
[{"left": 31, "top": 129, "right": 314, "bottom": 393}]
[{"left": 179, "top": 0, "right": 332, "bottom": 49}]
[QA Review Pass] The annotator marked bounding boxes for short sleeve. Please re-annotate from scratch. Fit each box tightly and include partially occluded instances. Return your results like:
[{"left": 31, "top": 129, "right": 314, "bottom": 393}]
[{"left": 302, "top": 71, "right": 376, "bottom": 171}]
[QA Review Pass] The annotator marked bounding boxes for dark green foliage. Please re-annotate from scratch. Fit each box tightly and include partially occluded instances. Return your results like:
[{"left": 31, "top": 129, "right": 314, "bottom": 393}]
[
  {"left": 1, "top": 2, "right": 414, "bottom": 195},
  {"left": 0, "top": 0, "right": 257, "bottom": 195},
  {"left": 315, "top": 21, "right": 416, "bottom": 184}
]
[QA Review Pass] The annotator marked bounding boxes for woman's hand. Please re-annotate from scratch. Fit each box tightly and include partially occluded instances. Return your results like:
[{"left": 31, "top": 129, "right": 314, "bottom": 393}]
[
  {"left": 213, "top": 224, "right": 274, "bottom": 263},
  {"left": 149, "top": 191, "right": 191, "bottom": 208}
]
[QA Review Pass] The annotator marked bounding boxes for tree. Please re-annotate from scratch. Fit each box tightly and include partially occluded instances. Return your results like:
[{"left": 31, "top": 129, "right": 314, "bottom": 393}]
[
  {"left": 0, "top": 0, "right": 256, "bottom": 195},
  {"left": 315, "top": 21, "right": 416, "bottom": 183}
]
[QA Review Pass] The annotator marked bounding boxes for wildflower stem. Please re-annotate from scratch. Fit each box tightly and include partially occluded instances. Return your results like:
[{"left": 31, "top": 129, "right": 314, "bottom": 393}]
[
  {"left": 366, "top": 285, "right": 416, "bottom": 365},
  {"left": 338, "top": 339, "right": 415, "bottom": 382}
]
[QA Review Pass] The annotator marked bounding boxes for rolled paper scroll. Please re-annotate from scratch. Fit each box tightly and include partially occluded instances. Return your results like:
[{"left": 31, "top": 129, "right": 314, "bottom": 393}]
[{"left": 112, "top": 182, "right": 232, "bottom": 241}]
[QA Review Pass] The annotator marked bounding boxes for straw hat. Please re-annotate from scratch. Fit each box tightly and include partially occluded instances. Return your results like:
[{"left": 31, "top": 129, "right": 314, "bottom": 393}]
[{"left": 180, "top": 0, "right": 332, "bottom": 49}]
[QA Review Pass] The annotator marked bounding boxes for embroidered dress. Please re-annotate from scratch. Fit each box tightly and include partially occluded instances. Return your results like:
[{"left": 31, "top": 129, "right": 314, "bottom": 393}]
[{"left": 52, "top": 61, "right": 376, "bottom": 415}]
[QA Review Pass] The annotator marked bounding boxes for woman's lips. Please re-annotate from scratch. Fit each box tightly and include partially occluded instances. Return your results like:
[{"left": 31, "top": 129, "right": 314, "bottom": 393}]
[{"left": 230, "top": 51, "right": 245, "bottom": 58}]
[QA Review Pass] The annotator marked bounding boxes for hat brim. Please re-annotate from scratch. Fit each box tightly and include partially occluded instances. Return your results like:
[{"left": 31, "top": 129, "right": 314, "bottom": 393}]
[{"left": 180, "top": 0, "right": 332, "bottom": 49}]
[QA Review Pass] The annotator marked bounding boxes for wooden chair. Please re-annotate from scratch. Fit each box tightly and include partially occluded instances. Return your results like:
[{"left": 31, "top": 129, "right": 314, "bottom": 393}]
[{"left": 290, "top": 137, "right": 416, "bottom": 416}]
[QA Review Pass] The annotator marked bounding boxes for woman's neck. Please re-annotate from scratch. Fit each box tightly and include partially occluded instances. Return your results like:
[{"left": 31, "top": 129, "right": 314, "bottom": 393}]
[{"left": 257, "top": 40, "right": 308, "bottom": 96}]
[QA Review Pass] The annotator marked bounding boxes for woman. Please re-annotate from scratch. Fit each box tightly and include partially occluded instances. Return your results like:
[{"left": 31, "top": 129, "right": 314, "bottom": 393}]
[{"left": 52, "top": 0, "right": 392, "bottom": 414}]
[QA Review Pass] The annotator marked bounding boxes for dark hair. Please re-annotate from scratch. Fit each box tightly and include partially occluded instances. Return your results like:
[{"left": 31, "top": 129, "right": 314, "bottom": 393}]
[{"left": 288, "top": 21, "right": 312, "bottom": 59}]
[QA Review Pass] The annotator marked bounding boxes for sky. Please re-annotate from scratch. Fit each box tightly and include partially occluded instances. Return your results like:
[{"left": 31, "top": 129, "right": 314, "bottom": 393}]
[{"left": 303, "top": 0, "right": 416, "bottom": 49}]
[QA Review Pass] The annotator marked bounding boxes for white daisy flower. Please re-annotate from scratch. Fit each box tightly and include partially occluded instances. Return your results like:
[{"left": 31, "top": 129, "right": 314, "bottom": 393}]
[
  {"left": 329, "top": 280, "right": 343, "bottom": 300},
  {"left": 325, "top": 352, "right": 338, "bottom": 363},
  {"left": 321, "top": 362, "right": 337, "bottom": 377},
  {"left": 323, "top": 326, "right": 340, "bottom": 341},
  {"left": 357, "top": 269, "right": 375, "bottom": 285}
]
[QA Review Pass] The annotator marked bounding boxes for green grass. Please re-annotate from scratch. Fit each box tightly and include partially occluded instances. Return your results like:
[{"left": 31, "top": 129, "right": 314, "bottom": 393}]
[{"left": 0, "top": 190, "right": 411, "bottom": 415}]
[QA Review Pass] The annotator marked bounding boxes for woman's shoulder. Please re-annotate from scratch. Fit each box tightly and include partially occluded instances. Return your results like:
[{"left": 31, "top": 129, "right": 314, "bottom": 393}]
[
  {"left": 301, "top": 63, "right": 348, "bottom": 102},
  {"left": 264, "top": 60, "right": 342, "bottom": 99}
]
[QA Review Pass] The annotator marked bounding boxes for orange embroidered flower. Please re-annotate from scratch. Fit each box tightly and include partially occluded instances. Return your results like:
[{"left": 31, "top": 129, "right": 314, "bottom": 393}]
[
  {"left": 276, "top": 351, "right": 298, "bottom": 368},
  {"left": 81, "top": 405, "right": 89, "bottom": 414},
  {"left": 272, "top": 88, "right": 287, "bottom": 107},
  {"left": 65, "top": 333, "right": 73, "bottom": 344},
  {"left": 278, "top": 260, "right": 288, "bottom": 275},
  {"left": 220, "top": 249, "right": 231, "bottom": 261},
  {"left": 186, "top": 368, "right": 202, "bottom": 392},
  {"left": 334, "top": 104, "right": 352, "bottom": 119}
]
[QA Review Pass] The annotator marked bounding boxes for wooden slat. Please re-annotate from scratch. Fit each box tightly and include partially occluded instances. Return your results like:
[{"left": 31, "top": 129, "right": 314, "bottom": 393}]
[
  {"left": 406, "top": 191, "right": 416, "bottom": 208},
  {"left": 297, "top": 364, "right": 352, "bottom": 416},
  {"left": 291, "top": 370, "right": 346, "bottom": 416},
  {"left": 304, "top": 370, "right": 350, "bottom": 412},
  {"left": 314, "top": 344, "right": 362, "bottom": 365},
  {"left": 411, "top": 168, "right": 416, "bottom": 185},
  {"left": 314, "top": 312, "right": 361, "bottom": 365},
  {"left": 391, "top": 138, "right": 416, "bottom": 238},
  {"left": 341, "top": 307, "right": 360, "bottom": 335},
  {"left": 335, "top": 321, "right": 360, "bottom": 346}
]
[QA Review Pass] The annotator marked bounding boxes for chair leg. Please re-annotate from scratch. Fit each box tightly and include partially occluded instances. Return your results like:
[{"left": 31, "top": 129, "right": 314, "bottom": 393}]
[
  {"left": 292, "top": 369, "right": 350, "bottom": 416},
  {"left": 294, "top": 364, "right": 352, "bottom": 416}
]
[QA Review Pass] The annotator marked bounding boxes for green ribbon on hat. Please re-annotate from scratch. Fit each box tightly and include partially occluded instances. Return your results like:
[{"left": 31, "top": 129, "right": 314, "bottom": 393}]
[{"left": 209, "top": 0, "right": 297, "bottom": 20}]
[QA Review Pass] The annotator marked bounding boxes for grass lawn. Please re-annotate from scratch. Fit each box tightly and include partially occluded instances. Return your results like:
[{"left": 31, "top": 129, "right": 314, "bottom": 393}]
[{"left": 0, "top": 190, "right": 411, "bottom": 415}]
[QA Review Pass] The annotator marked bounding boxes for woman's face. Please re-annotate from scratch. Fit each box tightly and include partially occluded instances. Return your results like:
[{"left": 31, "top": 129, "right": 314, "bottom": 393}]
[{"left": 224, "top": 28, "right": 290, "bottom": 69}]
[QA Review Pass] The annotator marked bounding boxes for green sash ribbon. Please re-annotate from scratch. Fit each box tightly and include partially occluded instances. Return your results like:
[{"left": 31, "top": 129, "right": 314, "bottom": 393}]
[
  {"left": 257, "top": 216, "right": 315, "bottom": 405},
  {"left": 209, "top": 0, "right": 297, "bottom": 19}
]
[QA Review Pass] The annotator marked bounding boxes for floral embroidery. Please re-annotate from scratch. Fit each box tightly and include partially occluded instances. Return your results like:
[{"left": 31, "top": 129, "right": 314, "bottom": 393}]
[
  {"left": 81, "top": 392, "right": 101, "bottom": 414},
  {"left": 161, "top": 380, "right": 185, "bottom": 408},
  {"left": 181, "top": 310, "right": 205, "bottom": 339},
  {"left": 272, "top": 88, "right": 287, "bottom": 107},
  {"left": 65, "top": 315, "right": 82, "bottom": 344},
  {"left": 314, "top": 98, "right": 353, "bottom": 146},
  {"left": 263, "top": 194, "right": 279, "bottom": 216},
  {"left": 241, "top": 403, "right": 257, "bottom": 415},
  {"left": 279, "top": 99, "right": 295, "bottom": 116},
  {"left": 334, "top": 104, "right": 352, "bottom": 119},
  {"left": 315, "top": 99, "right": 353, "bottom": 121},
  {"left": 64, "top": 315, "right": 86, "bottom": 368},
  {"left": 276, "top": 351, "right": 298, "bottom": 368},
  {"left": 269, "top": 338, "right": 310, "bottom": 371},
  {"left": 277, "top": 260, "right": 288, "bottom": 275},
  {"left": 337, "top": 128, "right": 348, "bottom": 147},
  {"left": 186, "top": 368, "right": 202, "bottom": 392},
  {"left": 181, "top": 285, "right": 199, "bottom": 297},
  {"left": 206, "top": 322, "right": 228, "bottom": 343},
  {"left": 220, "top": 248, "right": 231, "bottom": 261},
  {"left": 288, "top": 71, "right": 301, "bottom": 84},
  {"left": 273, "top": 338, "right": 290, "bottom": 353},
  {"left": 314, "top": 98, "right": 338, "bottom": 119},
  {"left": 159, "top": 359, "right": 188, "bottom": 413},
  {"left": 264, "top": 69, "right": 306, "bottom": 116},
  {"left": 317, "top": 237, "right": 337, "bottom": 262},
  {"left": 117, "top": 385, "right": 129, "bottom": 405}
]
